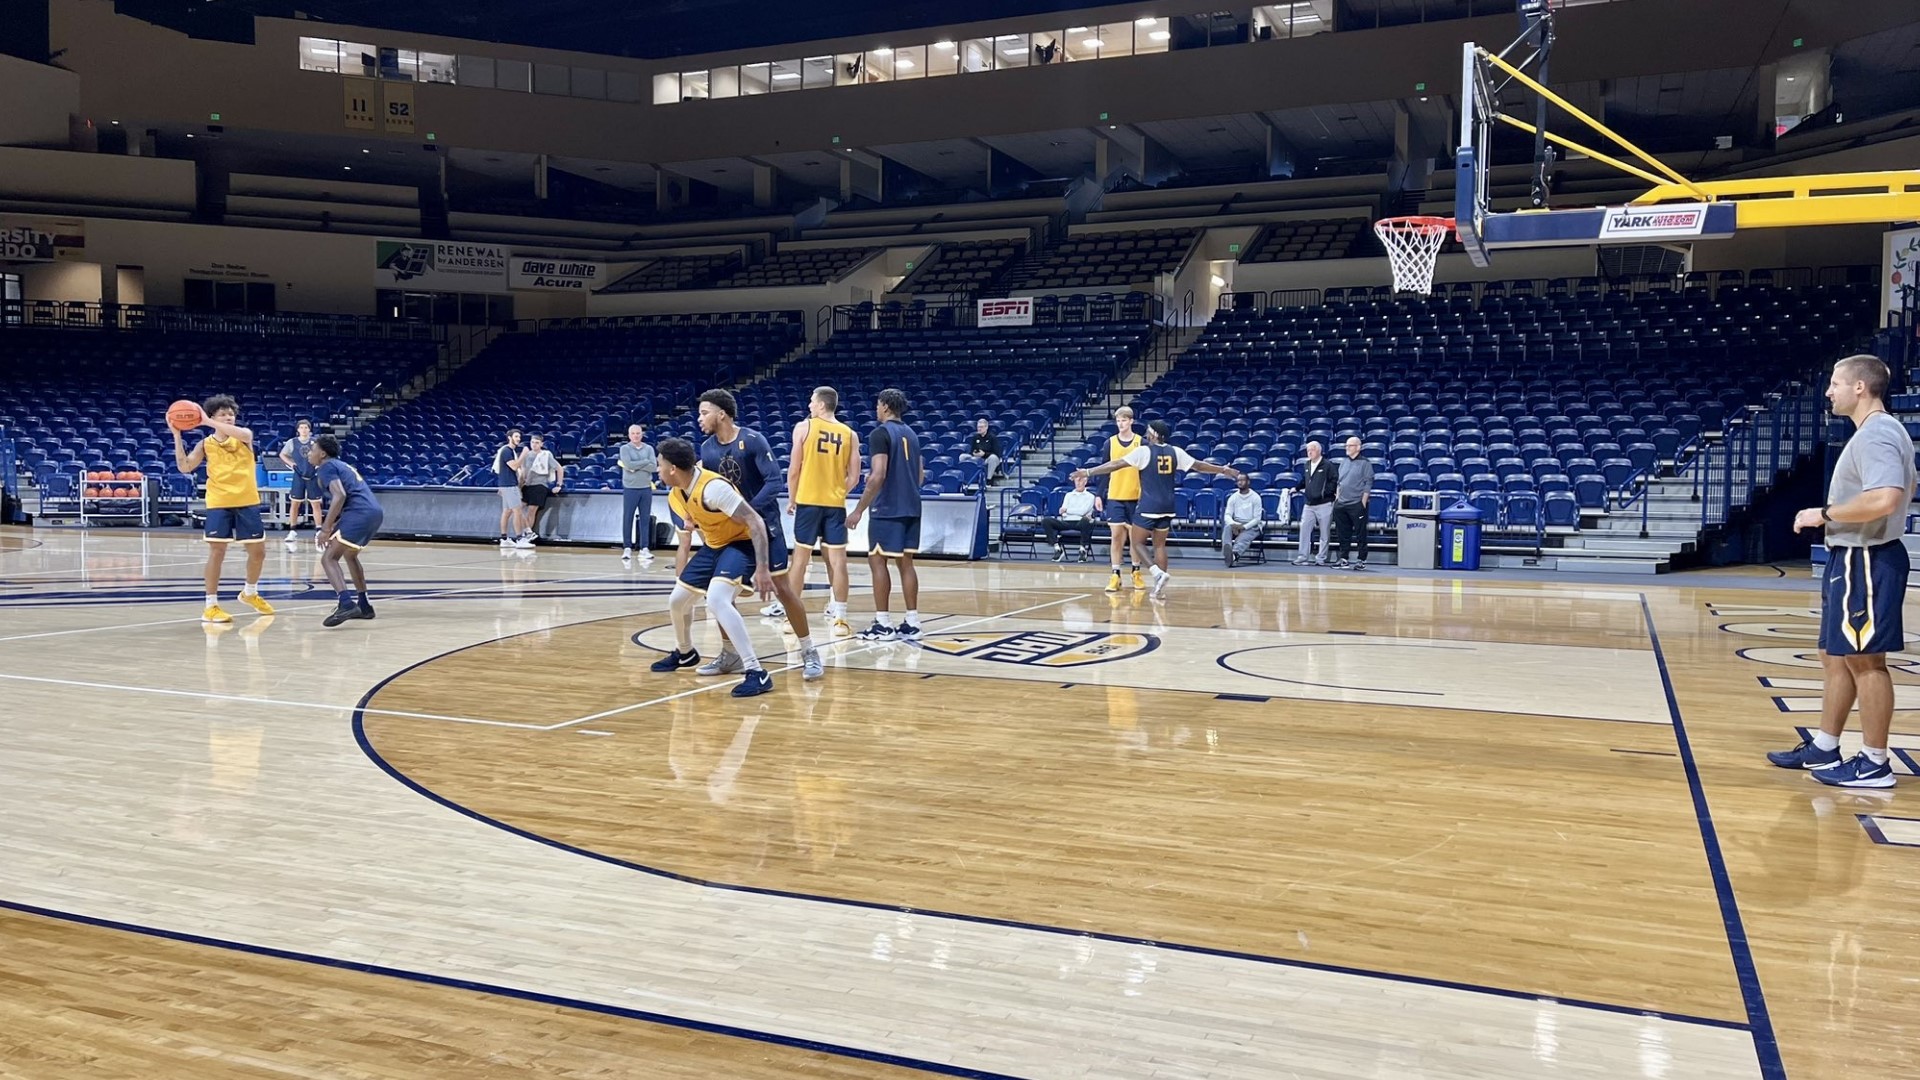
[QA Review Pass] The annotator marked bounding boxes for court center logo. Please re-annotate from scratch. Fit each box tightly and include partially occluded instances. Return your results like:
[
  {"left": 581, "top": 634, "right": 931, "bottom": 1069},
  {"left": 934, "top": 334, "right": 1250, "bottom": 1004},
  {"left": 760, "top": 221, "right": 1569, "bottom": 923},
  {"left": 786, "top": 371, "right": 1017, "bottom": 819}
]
[{"left": 915, "top": 629, "right": 1157, "bottom": 668}]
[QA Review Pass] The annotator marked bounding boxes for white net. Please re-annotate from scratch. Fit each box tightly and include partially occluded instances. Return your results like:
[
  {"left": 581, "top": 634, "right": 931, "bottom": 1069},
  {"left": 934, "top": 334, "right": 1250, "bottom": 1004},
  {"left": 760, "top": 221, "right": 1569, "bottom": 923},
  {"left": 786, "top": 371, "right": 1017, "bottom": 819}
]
[{"left": 1374, "top": 217, "right": 1453, "bottom": 295}]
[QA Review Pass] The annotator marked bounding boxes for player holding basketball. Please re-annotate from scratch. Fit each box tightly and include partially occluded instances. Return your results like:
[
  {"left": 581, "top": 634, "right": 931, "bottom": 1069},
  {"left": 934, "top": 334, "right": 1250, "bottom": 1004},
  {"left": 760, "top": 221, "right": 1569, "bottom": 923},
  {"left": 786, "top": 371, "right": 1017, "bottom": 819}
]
[
  {"left": 847, "top": 388, "right": 923, "bottom": 640},
  {"left": 787, "top": 385, "right": 861, "bottom": 638},
  {"left": 1075, "top": 419, "right": 1240, "bottom": 598},
  {"left": 308, "top": 434, "right": 383, "bottom": 627},
  {"left": 1768, "top": 354, "right": 1916, "bottom": 788},
  {"left": 651, "top": 437, "right": 779, "bottom": 697},
  {"left": 172, "top": 394, "right": 275, "bottom": 624},
  {"left": 696, "top": 389, "right": 823, "bottom": 680},
  {"left": 1101, "top": 406, "right": 1151, "bottom": 592}
]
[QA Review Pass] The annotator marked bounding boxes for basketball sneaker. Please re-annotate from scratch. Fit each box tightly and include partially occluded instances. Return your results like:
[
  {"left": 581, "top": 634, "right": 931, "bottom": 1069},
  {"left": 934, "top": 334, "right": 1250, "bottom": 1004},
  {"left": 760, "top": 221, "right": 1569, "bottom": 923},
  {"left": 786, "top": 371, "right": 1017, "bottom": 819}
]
[
  {"left": 513, "top": 535, "right": 534, "bottom": 549},
  {"left": 283, "top": 531, "right": 298, "bottom": 549},
  {"left": 732, "top": 669, "right": 774, "bottom": 697},
  {"left": 1052, "top": 548, "right": 1069, "bottom": 562},
  {"left": 499, "top": 536, "right": 515, "bottom": 550},
  {"left": 1079, "top": 547, "right": 1093, "bottom": 562},
  {"left": 239, "top": 592, "right": 276, "bottom": 616},
  {"left": 1766, "top": 738, "right": 1843, "bottom": 770},
  {"left": 856, "top": 620, "right": 896, "bottom": 641},
  {"left": 1131, "top": 569, "right": 1146, "bottom": 590},
  {"left": 697, "top": 648, "right": 744, "bottom": 676},
  {"left": 1105, "top": 571, "right": 1122, "bottom": 592},
  {"left": 895, "top": 621, "right": 922, "bottom": 640},
  {"left": 1812, "top": 752, "right": 1896, "bottom": 788},
  {"left": 761, "top": 601, "right": 786, "bottom": 619},
  {"left": 802, "top": 646, "right": 825, "bottom": 682},
  {"left": 621, "top": 548, "right": 632, "bottom": 564},
  {"left": 357, "top": 598, "right": 376, "bottom": 620},
  {"left": 649, "top": 648, "right": 700, "bottom": 673},
  {"left": 322, "top": 602, "right": 359, "bottom": 628},
  {"left": 202, "top": 604, "right": 233, "bottom": 625},
  {"left": 831, "top": 616, "right": 854, "bottom": 638},
  {"left": 1149, "top": 566, "right": 1171, "bottom": 598}
]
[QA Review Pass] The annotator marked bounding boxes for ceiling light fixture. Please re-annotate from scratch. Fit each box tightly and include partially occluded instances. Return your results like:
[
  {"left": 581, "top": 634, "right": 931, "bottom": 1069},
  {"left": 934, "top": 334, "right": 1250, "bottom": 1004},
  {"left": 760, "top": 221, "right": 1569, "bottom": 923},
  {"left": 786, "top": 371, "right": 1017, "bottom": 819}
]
[
  {"left": 772, "top": 72, "right": 801, "bottom": 80},
  {"left": 1003, "top": 47, "right": 1027, "bottom": 56},
  {"left": 873, "top": 47, "right": 893, "bottom": 56},
  {"left": 895, "top": 57, "right": 915, "bottom": 69},
  {"left": 1149, "top": 30, "right": 1170, "bottom": 41},
  {"left": 1210, "top": 274, "right": 1226, "bottom": 287},
  {"left": 1137, "top": 17, "right": 1159, "bottom": 26},
  {"left": 1068, "top": 26, "right": 1088, "bottom": 32},
  {"left": 1084, "top": 38, "right": 1104, "bottom": 48},
  {"left": 934, "top": 40, "right": 955, "bottom": 50}
]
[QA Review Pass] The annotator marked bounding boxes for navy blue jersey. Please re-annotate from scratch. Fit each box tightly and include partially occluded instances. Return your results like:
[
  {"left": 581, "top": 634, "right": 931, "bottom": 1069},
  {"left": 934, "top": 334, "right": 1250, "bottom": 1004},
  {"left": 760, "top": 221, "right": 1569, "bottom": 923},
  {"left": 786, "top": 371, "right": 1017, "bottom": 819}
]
[
  {"left": 1128, "top": 443, "right": 1194, "bottom": 516},
  {"left": 867, "top": 420, "right": 923, "bottom": 519},
  {"left": 316, "top": 458, "right": 380, "bottom": 512},
  {"left": 702, "top": 427, "right": 782, "bottom": 525}
]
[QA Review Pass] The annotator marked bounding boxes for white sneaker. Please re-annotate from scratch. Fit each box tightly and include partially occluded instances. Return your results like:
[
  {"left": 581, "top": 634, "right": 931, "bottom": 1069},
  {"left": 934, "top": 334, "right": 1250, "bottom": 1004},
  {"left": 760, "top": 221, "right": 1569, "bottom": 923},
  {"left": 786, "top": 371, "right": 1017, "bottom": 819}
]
[
  {"left": 1150, "top": 566, "right": 1171, "bottom": 597},
  {"left": 760, "top": 601, "right": 785, "bottom": 619},
  {"left": 802, "top": 646, "right": 824, "bottom": 681},
  {"left": 514, "top": 536, "right": 534, "bottom": 549},
  {"left": 283, "top": 532, "right": 298, "bottom": 547},
  {"left": 621, "top": 549, "right": 632, "bottom": 563},
  {"left": 696, "top": 649, "right": 744, "bottom": 676}
]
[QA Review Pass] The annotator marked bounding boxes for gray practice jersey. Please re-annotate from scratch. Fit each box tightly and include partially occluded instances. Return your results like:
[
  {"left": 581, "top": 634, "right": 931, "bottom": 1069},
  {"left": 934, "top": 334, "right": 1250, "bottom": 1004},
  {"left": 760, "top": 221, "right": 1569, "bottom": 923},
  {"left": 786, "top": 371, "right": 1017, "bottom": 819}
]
[{"left": 1825, "top": 412, "right": 1916, "bottom": 547}]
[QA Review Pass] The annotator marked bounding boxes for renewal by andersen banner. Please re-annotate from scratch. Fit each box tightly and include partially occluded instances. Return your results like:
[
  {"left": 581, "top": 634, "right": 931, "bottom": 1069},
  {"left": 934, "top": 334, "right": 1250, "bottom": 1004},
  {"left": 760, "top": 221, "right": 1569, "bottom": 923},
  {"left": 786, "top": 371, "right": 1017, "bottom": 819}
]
[
  {"left": 373, "top": 239, "right": 510, "bottom": 294},
  {"left": 0, "top": 216, "right": 85, "bottom": 262}
]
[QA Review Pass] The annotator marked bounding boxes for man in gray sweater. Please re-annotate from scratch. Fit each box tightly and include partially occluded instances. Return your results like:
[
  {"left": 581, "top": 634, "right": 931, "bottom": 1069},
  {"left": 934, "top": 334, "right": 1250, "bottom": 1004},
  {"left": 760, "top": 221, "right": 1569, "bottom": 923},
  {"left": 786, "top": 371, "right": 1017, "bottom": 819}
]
[
  {"left": 1330, "top": 436, "right": 1375, "bottom": 569},
  {"left": 618, "top": 423, "right": 657, "bottom": 566}
]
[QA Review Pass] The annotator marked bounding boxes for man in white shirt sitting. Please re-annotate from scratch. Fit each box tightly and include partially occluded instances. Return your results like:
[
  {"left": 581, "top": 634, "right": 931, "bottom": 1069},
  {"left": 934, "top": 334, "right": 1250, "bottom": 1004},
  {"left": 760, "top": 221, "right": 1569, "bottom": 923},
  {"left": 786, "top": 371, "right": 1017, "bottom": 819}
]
[
  {"left": 1041, "top": 473, "right": 1103, "bottom": 562},
  {"left": 1223, "top": 474, "right": 1263, "bottom": 567}
]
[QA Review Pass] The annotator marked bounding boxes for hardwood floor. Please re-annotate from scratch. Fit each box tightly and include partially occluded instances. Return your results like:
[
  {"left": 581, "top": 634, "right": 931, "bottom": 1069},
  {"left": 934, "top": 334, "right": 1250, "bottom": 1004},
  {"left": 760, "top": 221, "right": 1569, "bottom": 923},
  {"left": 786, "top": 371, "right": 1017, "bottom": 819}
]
[{"left": 2, "top": 526, "right": 1916, "bottom": 1079}]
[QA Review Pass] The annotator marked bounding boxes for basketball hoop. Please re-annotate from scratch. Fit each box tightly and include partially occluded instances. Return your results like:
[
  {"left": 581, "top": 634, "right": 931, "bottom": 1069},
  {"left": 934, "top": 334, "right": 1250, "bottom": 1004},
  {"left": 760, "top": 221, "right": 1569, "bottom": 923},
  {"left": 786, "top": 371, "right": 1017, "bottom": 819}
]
[{"left": 1374, "top": 216, "right": 1454, "bottom": 296}]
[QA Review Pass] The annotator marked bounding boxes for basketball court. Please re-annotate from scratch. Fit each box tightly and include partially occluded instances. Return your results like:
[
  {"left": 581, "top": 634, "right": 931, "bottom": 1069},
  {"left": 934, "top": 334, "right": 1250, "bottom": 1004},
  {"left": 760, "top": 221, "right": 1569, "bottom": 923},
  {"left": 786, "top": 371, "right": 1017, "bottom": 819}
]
[{"left": 3, "top": 526, "right": 1917, "bottom": 1079}]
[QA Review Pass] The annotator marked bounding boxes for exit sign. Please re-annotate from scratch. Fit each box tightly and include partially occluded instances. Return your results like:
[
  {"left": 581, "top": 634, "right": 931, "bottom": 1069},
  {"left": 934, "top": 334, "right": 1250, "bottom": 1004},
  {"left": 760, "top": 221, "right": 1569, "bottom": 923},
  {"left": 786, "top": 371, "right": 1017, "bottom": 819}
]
[
  {"left": 1099, "top": 111, "right": 1109, "bottom": 121},
  {"left": 1228, "top": 243, "right": 1241, "bottom": 253},
  {"left": 1414, "top": 82, "right": 1426, "bottom": 92},
  {"left": 209, "top": 112, "right": 221, "bottom": 121}
]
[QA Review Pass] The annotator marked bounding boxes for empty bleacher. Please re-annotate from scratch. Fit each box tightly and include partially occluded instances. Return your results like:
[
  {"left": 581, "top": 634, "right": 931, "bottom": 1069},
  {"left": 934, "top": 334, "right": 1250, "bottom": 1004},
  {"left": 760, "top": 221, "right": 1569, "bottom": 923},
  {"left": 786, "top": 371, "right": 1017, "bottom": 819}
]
[
  {"left": 599, "top": 254, "right": 744, "bottom": 293},
  {"left": 346, "top": 314, "right": 804, "bottom": 486},
  {"left": 1002, "top": 228, "right": 1195, "bottom": 291},
  {"left": 895, "top": 239, "right": 1026, "bottom": 295},
  {"left": 1239, "top": 217, "right": 1373, "bottom": 263},
  {"left": 711, "top": 246, "right": 878, "bottom": 289}
]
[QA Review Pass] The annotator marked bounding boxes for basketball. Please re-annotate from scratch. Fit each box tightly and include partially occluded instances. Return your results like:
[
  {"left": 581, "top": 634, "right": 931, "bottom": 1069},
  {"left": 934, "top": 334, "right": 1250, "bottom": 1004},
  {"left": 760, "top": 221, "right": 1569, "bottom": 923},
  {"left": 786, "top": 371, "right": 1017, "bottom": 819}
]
[{"left": 166, "top": 399, "right": 204, "bottom": 431}]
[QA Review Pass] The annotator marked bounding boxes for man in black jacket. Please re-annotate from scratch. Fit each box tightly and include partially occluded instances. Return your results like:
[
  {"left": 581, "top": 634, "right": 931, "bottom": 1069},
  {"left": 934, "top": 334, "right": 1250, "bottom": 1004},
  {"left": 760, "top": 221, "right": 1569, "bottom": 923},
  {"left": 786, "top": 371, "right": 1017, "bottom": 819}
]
[
  {"left": 968, "top": 418, "right": 1001, "bottom": 483},
  {"left": 1294, "top": 440, "right": 1337, "bottom": 565}
]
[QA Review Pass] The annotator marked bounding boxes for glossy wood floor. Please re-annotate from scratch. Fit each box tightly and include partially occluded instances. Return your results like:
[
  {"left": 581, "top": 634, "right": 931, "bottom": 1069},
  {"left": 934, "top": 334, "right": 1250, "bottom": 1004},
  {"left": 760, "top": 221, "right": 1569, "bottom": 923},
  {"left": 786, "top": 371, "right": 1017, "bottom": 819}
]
[{"left": 2, "top": 526, "right": 1916, "bottom": 1079}]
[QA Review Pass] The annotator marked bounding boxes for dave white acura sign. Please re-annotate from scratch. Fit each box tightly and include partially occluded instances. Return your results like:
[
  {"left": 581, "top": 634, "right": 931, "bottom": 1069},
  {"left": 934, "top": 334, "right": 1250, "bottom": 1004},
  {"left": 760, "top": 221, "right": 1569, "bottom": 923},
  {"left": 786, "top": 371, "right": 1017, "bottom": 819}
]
[
  {"left": 510, "top": 257, "right": 604, "bottom": 291},
  {"left": 1597, "top": 204, "right": 1709, "bottom": 241},
  {"left": 977, "top": 297, "right": 1034, "bottom": 327}
]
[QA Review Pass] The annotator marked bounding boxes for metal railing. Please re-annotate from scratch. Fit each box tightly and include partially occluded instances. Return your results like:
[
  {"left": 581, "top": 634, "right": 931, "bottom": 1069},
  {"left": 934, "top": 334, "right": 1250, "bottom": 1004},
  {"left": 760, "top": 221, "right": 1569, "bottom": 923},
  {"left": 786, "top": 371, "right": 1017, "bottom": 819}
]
[
  {"left": 1, "top": 299, "right": 438, "bottom": 340},
  {"left": 1692, "top": 384, "right": 1821, "bottom": 530},
  {"left": 829, "top": 293, "right": 1164, "bottom": 333}
]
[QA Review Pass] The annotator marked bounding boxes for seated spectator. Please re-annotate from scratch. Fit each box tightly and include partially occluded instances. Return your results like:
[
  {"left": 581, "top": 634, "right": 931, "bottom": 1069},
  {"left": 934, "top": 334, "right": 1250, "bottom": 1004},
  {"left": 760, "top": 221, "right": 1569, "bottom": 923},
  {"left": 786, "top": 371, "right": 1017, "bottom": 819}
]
[
  {"left": 969, "top": 418, "right": 1002, "bottom": 482},
  {"left": 1223, "top": 474, "right": 1263, "bottom": 567},
  {"left": 1041, "top": 473, "right": 1102, "bottom": 562}
]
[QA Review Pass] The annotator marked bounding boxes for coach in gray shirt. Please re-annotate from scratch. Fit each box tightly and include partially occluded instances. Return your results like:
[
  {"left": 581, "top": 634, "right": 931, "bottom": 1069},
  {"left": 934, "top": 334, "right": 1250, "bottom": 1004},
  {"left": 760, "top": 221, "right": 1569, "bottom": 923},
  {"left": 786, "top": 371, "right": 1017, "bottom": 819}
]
[
  {"left": 1330, "top": 436, "right": 1376, "bottom": 569},
  {"left": 1768, "top": 353, "right": 1916, "bottom": 789},
  {"left": 618, "top": 423, "right": 657, "bottom": 565}
]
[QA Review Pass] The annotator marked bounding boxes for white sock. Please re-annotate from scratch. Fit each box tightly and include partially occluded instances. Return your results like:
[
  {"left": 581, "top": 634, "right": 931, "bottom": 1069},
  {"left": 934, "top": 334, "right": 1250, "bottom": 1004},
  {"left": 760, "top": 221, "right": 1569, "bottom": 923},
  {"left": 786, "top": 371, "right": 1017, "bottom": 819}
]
[
  {"left": 205, "top": 593, "right": 218, "bottom": 607},
  {"left": 1864, "top": 746, "right": 1890, "bottom": 765},
  {"left": 796, "top": 635, "right": 814, "bottom": 652},
  {"left": 904, "top": 610, "right": 919, "bottom": 625},
  {"left": 241, "top": 584, "right": 258, "bottom": 597},
  {"left": 827, "top": 600, "right": 845, "bottom": 620},
  {"left": 875, "top": 611, "right": 894, "bottom": 627},
  {"left": 1813, "top": 730, "right": 1841, "bottom": 752}
]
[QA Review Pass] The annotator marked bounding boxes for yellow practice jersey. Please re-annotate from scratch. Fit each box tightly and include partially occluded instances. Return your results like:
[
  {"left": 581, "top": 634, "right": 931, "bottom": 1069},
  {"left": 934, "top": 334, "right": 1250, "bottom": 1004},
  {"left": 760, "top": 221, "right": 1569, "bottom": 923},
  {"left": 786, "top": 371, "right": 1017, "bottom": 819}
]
[
  {"left": 1106, "top": 432, "right": 1144, "bottom": 501},
  {"left": 794, "top": 417, "right": 855, "bottom": 507},
  {"left": 668, "top": 468, "right": 750, "bottom": 548},
  {"left": 202, "top": 435, "right": 260, "bottom": 510}
]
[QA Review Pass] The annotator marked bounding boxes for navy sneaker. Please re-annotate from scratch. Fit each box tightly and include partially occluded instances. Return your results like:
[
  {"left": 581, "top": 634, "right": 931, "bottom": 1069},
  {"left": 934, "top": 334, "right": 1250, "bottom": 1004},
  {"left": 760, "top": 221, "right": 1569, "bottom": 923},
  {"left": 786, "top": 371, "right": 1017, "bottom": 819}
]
[
  {"left": 356, "top": 600, "right": 376, "bottom": 620},
  {"left": 895, "top": 621, "right": 922, "bottom": 640},
  {"left": 322, "top": 604, "right": 358, "bottom": 628},
  {"left": 1812, "top": 752, "right": 1896, "bottom": 788},
  {"left": 649, "top": 648, "right": 700, "bottom": 673},
  {"left": 732, "top": 668, "right": 774, "bottom": 697},
  {"left": 1766, "top": 738, "right": 1843, "bottom": 770},
  {"left": 855, "top": 621, "right": 896, "bottom": 641}
]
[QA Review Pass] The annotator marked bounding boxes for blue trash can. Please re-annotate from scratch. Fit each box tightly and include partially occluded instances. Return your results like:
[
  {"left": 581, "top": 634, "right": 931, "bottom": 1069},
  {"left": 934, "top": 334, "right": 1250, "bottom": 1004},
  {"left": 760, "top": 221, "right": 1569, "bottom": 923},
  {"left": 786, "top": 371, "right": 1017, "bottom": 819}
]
[{"left": 1438, "top": 500, "right": 1484, "bottom": 571}]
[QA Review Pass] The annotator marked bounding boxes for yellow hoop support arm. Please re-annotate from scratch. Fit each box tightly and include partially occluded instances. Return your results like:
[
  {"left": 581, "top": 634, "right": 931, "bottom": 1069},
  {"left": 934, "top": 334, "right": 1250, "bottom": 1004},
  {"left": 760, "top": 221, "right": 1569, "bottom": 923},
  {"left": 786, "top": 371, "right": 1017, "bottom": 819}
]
[
  {"left": 1493, "top": 113, "right": 1672, "bottom": 190},
  {"left": 1477, "top": 46, "right": 1712, "bottom": 200},
  {"left": 1630, "top": 170, "right": 1920, "bottom": 228}
]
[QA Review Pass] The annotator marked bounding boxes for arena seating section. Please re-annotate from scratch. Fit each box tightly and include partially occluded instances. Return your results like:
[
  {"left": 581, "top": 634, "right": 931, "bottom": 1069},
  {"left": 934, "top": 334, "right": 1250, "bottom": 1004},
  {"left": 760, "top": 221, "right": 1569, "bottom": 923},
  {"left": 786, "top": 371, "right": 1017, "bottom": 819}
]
[
  {"left": 895, "top": 240, "right": 1026, "bottom": 294},
  {"left": 599, "top": 254, "right": 743, "bottom": 293},
  {"left": 345, "top": 314, "right": 803, "bottom": 485},
  {"left": 1, "top": 327, "right": 436, "bottom": 511},
  {"left": 1239, "top": 217, "right": 1373, "bottom": 263},
  {"left": 1030, "top": 280, "right": 1877, "bottom": 538},
  {"left": 573, "top": 322, "right": 1153, "bottom": 497},
  {"left": 1003, "top": 228, "right": 1195, "bottom": 291},
  {"left": 712, "top": 246, "right": 876, "bottom": 288}
]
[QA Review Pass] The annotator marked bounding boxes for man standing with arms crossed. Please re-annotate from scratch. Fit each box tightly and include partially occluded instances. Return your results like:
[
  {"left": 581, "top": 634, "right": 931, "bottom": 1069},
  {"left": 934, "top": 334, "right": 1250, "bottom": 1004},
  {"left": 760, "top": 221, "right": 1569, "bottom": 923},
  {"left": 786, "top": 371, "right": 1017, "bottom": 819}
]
[
  {"left": 787, "top": 386, "right": 861, "bottom": 638},
  {"left": 1768, "top": 354, "right": 1916, "bottom": 788},
  {"left": 278, "top": 418, "right": 323, "bottom": 550},
  {"left": 1329, "top": 436, "right": 1375, "bottom": 569},
  {"left": 492, "top": 429, "right": 527, "bottom": 549},
  {"left": 847, "top": 388, "right": 924, "bottom": 640},
  {"left": 617, "top": 423, "right": 657, "bottom": 567}
]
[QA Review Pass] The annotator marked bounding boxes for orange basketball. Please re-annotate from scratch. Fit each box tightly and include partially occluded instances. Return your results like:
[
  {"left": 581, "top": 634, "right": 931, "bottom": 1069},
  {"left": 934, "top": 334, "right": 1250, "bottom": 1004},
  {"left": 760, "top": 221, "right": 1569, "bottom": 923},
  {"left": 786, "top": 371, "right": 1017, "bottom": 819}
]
[{"left": 167, "top": 400, "right": 205, "bottom": 432}]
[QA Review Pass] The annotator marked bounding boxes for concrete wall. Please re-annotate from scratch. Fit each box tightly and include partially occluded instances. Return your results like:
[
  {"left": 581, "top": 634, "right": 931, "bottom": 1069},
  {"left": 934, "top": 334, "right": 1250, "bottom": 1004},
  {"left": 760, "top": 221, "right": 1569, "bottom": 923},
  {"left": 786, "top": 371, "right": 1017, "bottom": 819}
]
[
  {"left": 0, "top": 146, "right": 195, "bottom": 211},
  {"left": 0, "top": 55, "right": 81, "bottom": 148}
]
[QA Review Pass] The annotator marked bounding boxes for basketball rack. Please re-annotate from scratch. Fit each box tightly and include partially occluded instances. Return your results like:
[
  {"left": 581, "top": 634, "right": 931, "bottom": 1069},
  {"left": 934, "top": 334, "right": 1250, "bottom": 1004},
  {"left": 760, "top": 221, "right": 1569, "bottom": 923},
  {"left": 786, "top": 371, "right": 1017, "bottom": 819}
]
[{"left": 1438, "top": 1, "right": 1920, "bottom": 272}]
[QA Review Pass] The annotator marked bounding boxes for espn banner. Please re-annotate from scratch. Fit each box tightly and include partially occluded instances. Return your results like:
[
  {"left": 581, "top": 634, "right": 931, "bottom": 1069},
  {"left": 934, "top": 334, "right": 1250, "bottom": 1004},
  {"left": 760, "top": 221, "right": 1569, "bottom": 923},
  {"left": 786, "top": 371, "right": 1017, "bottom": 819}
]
[{"left": 976, "top": 297, "right": 1033, "bottom": 327}]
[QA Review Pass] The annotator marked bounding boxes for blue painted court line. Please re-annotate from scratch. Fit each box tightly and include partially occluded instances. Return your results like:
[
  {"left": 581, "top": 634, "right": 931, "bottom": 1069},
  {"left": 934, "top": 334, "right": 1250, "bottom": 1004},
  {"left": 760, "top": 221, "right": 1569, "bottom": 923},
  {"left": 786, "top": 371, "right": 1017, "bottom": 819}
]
[
  {"left": 0, "top": 898, "right": 1027, "bottom": 1080},
  {"left": 349, "top": 630, "right": 1754, "bottom": 1034},
  {"left": 1640, "top": 595, "right": 1784, "bottom": 1078}
]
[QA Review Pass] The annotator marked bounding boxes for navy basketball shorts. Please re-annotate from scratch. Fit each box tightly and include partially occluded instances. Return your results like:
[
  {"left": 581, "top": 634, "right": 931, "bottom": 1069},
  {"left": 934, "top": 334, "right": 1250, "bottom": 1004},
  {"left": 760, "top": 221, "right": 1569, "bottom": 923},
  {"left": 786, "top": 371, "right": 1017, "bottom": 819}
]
[
  {"left": 1820, "top": 539, "right": 1910, "bottom": 656},
  {"left": 205, "top": 505, "right": 265, "bottom": 544},
  {"left": 794, "top": 504, "right": 848, "bottom": 547}
]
